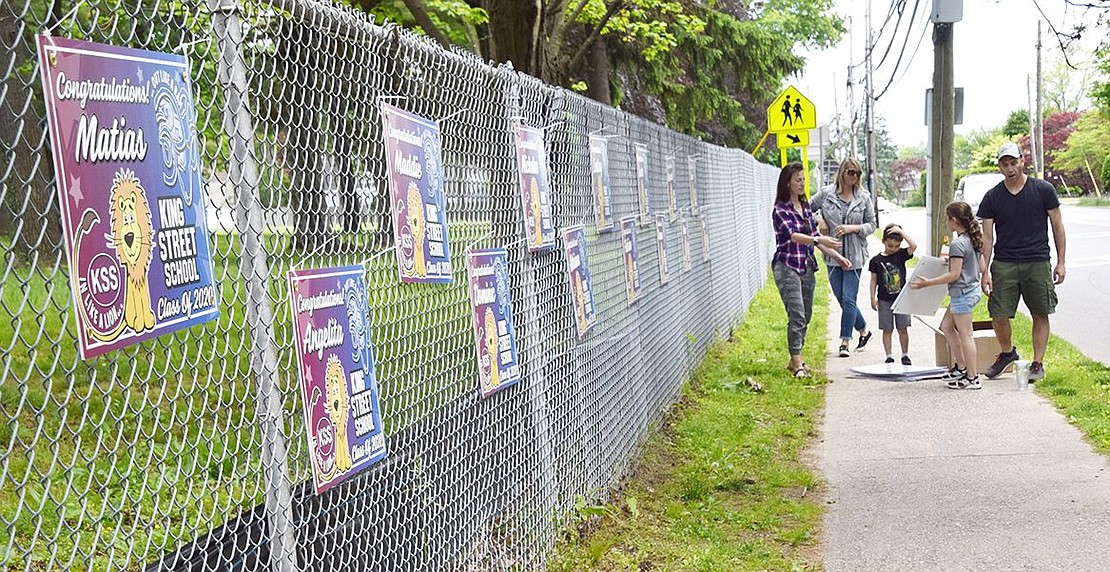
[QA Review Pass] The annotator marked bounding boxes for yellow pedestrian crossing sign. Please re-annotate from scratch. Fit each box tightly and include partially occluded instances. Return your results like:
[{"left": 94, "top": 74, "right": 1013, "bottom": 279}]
[{"left": 767, "top": 86, "right": 816, "bottom": 134}]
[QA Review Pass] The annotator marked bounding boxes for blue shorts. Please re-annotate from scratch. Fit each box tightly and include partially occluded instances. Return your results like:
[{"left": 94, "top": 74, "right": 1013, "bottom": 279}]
[{"left": 949, "top": 290, "right": 981, "bottom": 315}]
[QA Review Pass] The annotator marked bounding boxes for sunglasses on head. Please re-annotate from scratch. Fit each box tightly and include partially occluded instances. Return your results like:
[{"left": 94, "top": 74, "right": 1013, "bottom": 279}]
[{"left": 845, "top": 169, "right": 861, "bottom": 176}]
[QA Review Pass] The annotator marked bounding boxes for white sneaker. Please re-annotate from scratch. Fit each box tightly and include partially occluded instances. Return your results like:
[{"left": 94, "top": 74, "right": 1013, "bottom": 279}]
[
  {"left": 946, "top": 373, "right": 981, "bottom": 390},
  {"left": 941, "top": 366, "right": 965, "bottom": 381}
]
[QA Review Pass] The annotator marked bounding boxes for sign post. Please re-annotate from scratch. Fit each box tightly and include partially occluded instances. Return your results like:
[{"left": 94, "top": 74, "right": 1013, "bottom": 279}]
[{"left": 767, "top": 85, "right": 818, "bottom": 196}]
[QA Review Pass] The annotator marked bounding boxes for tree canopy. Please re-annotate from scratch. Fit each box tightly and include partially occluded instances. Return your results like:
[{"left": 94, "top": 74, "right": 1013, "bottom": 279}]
[{"left": 355, "top": 0, "right": 845, "bottom": 149}]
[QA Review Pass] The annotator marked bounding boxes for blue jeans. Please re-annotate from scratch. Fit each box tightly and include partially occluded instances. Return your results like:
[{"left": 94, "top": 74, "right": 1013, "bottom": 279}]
[{"left": 827, "top": 266, "right": 867, "bottom": 340}]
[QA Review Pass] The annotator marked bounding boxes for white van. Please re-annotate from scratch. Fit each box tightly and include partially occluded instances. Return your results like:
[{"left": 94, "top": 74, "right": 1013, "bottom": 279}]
[{"left": 956, "top": 173, "right": 1005, "bottom": 213}]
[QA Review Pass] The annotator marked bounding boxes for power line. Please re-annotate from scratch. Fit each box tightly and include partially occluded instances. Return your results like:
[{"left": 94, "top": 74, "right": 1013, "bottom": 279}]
[
  {"left": 873, "top": 0, "right": 928, "bottom": 101},
  {"left": 872, "top": 0, "right": 913, "bottom": 71},
  {"left": 875, "top": 11, "right": 930, "bottom": 101}
]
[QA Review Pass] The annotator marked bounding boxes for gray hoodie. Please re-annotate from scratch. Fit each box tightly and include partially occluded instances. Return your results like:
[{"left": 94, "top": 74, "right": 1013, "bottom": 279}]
[{"left": 810, "top": 184, "right": 877, "bottom": 269}]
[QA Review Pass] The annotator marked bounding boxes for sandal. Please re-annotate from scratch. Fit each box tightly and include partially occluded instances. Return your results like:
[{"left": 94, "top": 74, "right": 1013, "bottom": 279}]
[{"left": 787, "top": 362, "right": 811, "bottom": 378}]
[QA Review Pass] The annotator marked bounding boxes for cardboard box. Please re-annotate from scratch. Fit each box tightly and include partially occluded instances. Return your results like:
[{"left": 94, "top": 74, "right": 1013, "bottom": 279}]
[{"left": 934, "top": 320, "right": 1007, "bottom": 374}]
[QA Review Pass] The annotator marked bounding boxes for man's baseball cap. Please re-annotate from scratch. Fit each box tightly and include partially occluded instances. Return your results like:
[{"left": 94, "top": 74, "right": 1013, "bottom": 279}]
[{"left": 997, "top": 142, "right": 1022, "bottom": 160}]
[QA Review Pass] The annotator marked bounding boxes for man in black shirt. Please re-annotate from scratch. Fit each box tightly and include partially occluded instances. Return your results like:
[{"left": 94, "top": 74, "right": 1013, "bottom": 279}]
[{"left": 978, "top": 142, "right": 1067, "bottom": 381}]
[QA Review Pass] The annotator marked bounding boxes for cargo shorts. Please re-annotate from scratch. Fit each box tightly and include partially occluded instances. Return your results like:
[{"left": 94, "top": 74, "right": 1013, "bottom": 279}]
[{"left": 987, "top": 260, "right": 1058, "bottom": 317}]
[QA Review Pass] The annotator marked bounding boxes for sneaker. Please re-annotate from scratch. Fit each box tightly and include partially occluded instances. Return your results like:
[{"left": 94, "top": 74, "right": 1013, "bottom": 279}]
[
  {"left": 984, "top": 347, "right": 1020, "bottom": 379},
  {"left": 885, "top": 356, "right": 895, "bottom": 364},
  {"left": 946, "top": 373, "right": 982, "bottom": 390},
  {"left": 901, "top": 355, "right": 912, "bottom": 366},
  {"left": 839, "top": 344, "right": 850, "bottom": 358},
  {"left": 855, "top": 331, "right": 873, "bottom": 351},
  {"left": 1029, "top": 361, "right": 1045, "bottom": 381},
  {"left": 941, "top": 365, "right": 966, "bottom": 381}
]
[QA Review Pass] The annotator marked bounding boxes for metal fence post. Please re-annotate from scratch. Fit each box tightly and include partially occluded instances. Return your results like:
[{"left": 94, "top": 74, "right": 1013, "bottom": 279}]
[{"left": 209, "top": 2, "right": 298, "bottom": 571}]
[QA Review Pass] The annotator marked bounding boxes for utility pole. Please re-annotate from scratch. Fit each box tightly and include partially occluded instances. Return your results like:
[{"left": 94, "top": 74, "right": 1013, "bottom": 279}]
[
  {"left": 847, "top": 15, "right": 857, "bottom": 158},
  {"left": 1027, "top": 75, "right": 1036, "bottom": 152},
  {"left": 1036, "top": 21, "right": 1045, "bottom": 179},
  {"left": 928, "top": 1, "right": 958, "bottom": 256},
  {"left": 865, "top": 0, "right": 877, "bottom": 204}
]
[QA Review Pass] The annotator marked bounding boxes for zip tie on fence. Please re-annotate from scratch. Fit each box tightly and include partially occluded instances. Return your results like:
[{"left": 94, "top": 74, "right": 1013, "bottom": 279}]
[
  {"left": 174, "top": 37, "right": 210, "bottom": 54},
  {"left": 40, "top": 1, "right": 86, "bottom": 36},
  {"left": 437, "top": 109, "right": 465, "bottom": 125},
  {"left": 588, "top": 126, "right": 621, "bottom": 138},
  {"left": 291, "top": 236, "right": 340, "bottom": 272},
  {"left": 377, "top": 95, "right": 408, "bottom": 103},
  {"left": 358, "top": 247, "right": 395, "bottom": 269},
  {"left": 463, "top": 229, "right": 495, "bottom": 256},
  {"left": 542, "top": 120, "right": 565, "bottom": 132},
  {"left": 500, "top": 236, "right": 529, "bottom": 251}
]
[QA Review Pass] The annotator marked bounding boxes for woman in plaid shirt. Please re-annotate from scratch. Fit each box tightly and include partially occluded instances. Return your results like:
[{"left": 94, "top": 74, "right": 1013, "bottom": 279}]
[{"left": 773, "top": 162, "right": 850, "bottom": 377}]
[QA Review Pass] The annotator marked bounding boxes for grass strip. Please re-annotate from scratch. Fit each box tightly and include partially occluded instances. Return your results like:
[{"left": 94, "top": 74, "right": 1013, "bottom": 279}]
[
  {"left": 548, "top": 270, "right": 831, "bottom": 571},
  {"left": 986, "top": 312, "right": 1110, "bottom": 453}
]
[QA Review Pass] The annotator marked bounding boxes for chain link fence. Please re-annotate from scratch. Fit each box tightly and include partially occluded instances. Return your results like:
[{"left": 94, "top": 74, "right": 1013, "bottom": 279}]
[{"left": 1, "top": 0, "right": 780, "bottom": 570}]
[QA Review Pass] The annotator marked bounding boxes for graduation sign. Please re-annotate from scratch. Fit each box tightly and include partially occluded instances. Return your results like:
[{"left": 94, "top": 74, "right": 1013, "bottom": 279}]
[
  {"left": 36, "top": 36, "right": 219, "bottom": 359},
  {"left": 380, "top": 102, "right": 453, "bottom": 283},
  {"left": 467, "top": 249, "right": 522, "bottom": 397}
]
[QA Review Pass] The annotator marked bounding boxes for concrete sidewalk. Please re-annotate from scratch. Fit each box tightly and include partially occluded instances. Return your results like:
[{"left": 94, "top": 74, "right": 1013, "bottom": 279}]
[{"left": 816, "top": 245, "right": 1110, "bottom": 571}]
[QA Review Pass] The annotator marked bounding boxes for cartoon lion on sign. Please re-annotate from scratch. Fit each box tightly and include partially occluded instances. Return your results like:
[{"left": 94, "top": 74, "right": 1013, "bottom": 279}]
[
  {"left": 324, "top": 354, "right": 352, "bottom": 473},
  {"left": 109, "top": 169, "right": 156, "bottom": 333},
  {"left": 406, "top": 181, "right": 426, "bottom": 277},
  {"left": 484, "top": 307, "right": 499, "bottom": 391}
]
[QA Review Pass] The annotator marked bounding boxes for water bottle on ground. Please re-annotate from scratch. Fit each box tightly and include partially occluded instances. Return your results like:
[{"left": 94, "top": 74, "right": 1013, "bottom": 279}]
[{"left": 1014, "top": 360, "right": 1030, "bottom": 390}]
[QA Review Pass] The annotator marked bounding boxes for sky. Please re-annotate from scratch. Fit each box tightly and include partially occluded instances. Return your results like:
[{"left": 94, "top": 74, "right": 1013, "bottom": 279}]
[{"left": 796, "top": 0, "right": 1103, "bottom": 150}]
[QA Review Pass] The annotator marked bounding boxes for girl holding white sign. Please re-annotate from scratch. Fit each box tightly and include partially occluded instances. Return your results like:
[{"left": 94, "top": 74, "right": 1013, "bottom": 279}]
[{"left": 910, "top": 202, "right": 985, "bottom": 390}]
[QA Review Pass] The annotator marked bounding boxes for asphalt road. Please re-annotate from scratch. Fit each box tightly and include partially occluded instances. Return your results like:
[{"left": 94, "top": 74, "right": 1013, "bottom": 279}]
[{"left": 882, "top": 202, "right": 1110, "bottom": 366}]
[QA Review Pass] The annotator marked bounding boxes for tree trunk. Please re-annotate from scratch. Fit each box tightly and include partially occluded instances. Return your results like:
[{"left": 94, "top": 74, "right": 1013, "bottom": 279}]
[
  {"left": 1, "top": 2, "right": 62, "bottom": 258},
  {"left": 485, "top": 0, "right": 539, "bottom": 74},
  {"left": 587, "top": 37, "right": 611, "bottom": 105}
]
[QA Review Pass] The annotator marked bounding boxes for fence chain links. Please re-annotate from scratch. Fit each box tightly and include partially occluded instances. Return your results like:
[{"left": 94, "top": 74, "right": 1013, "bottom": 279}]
[{"left": 0, "top": 0, "right": 780, "bottom": 570}]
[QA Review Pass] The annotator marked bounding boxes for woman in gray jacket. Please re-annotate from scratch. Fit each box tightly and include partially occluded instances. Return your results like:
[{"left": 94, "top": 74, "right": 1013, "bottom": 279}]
[{"left": 811, "top": 158, "right": 877, "bottom": 357}]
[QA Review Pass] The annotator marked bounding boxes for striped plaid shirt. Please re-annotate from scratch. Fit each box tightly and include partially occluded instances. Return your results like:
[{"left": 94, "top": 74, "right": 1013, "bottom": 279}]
[{"left": 772, "top": 200, "right": 819, "bottom": 274}]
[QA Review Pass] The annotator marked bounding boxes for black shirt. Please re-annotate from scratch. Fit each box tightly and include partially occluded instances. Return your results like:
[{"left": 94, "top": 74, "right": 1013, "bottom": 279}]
[
  {"left": 976, "top": 177, "right": 1060, "bottom": 263},
  {"left": 868, "top": 248, "right": 912, "bottom": 302}
]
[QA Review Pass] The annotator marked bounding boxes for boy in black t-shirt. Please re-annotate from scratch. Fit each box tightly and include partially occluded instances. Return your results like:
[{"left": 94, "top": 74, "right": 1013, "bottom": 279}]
[{"left": 869, "top": 224, "right": 917, "bottom": 364}]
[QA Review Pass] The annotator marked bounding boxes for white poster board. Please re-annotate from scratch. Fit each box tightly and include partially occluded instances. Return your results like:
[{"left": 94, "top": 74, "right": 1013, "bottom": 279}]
[{"left": 891, "top": 255, "right": 949, "bottom": 316}]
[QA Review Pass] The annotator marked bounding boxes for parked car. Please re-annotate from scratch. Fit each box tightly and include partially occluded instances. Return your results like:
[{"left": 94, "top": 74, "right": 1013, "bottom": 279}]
[
  {"left": 876, "top": 196, "right": 892, "bottom": 213},
  {"left": 956, "top": 173, "right": 1005, "bottom": 213}
]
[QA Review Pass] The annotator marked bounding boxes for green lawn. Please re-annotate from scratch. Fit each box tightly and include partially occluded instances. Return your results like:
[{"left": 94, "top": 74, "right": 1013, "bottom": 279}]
[
  {"left": 0, "top": 222, "right": 491, "bottom": 571},
  {"left": 547, "top": 270, "right": 831, "bottom": 571}
]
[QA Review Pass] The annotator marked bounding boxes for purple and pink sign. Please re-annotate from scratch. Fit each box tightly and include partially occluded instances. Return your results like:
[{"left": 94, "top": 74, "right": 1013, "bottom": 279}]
[
  {"left": 665, "top": 156, "right": 677, "bottom": 221},
  {"left": 515, "top": 125, "right": 555, "bottom": 252},
  {"left": 288, "top": 265, "right": 387, "bottom": 494},
  {"left": 681, "top": 213, "right": 692, "bottom": 272},
  {"left": 635, "top": 144, "right": 650, "bottom": 227},
  {"left": 562, "top": 226, "right": 597, "bottom": 339},
  {"left": 36, "top": 36, "right": 218, "bottom": 359},
  {"left": 620, "top": 217, "right": 642, "bottom": 306},
  {"left": 380, "top": 102, "right": 453, "bottom": 283},
  {"left": 467, "top": 249, "right": 522, "bottom": 397},
  {"left": 700, "top": 210, "right": 711, "bottom": 263},
  {"left": 589, "top": 135, "right": 613, "bottom": 232},
  {"left": 687, "top": 156, "right": 699, "bottom": 211},
  {"left": 656, "top": 214, "right": 670, "bottom": 285}
]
